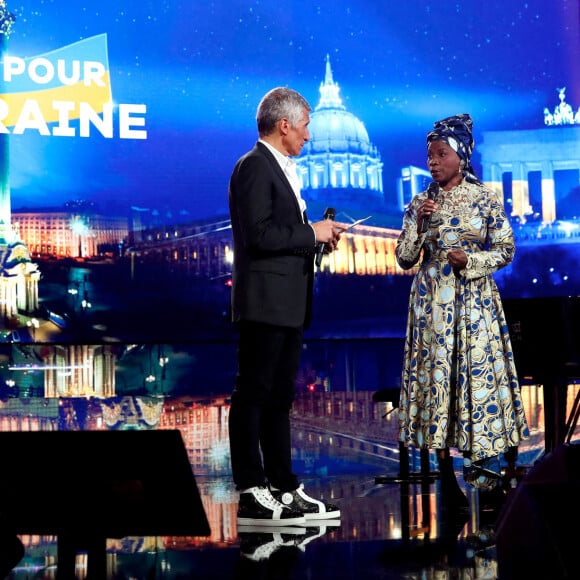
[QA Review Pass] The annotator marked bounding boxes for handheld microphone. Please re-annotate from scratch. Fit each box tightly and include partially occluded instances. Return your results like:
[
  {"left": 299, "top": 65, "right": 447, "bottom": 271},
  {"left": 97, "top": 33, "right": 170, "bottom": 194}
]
[
  {"left": 420, "top": 182, "right": 439, "bottom": 233},
  {"left": 315, "top": 207, "right": 336, "bottom": 268}
]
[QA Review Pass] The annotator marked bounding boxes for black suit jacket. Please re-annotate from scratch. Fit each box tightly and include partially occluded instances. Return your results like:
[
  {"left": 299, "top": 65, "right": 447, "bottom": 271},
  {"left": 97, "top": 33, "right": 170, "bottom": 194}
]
[{"left": 228, "top": 142, "right": 316, "bottom": 329}]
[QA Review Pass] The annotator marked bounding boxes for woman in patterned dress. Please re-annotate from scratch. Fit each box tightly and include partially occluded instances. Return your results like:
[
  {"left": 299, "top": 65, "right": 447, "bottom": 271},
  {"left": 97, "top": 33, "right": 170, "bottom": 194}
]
[{"left": 395, "top": 114, "right": 529, "bottom": 506}]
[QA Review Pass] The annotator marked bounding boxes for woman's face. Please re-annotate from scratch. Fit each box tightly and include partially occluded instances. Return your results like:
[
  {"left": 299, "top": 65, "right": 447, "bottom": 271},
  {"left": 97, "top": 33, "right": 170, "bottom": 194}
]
[{"left": 427, "top": 140, "right": 463, "bottom": 189}]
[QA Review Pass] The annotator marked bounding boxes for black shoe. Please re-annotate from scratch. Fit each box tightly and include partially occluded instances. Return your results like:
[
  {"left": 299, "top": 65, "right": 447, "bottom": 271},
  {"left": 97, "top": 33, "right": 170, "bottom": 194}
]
[
  {"left": 271, "top": 484, "right": 341, "bottom": 520},
  {"left": 237, "top": 486, "right": 305, "bottom": 526},
  {"left": 437, "top": 451, "right": 470, "bottom": 513}
]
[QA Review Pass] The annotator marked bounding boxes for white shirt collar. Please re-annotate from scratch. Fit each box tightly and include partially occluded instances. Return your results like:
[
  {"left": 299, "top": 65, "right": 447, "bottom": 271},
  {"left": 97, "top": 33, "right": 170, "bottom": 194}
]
[{"left": 259, "top": 139, "right": 306, "bottom": 215}]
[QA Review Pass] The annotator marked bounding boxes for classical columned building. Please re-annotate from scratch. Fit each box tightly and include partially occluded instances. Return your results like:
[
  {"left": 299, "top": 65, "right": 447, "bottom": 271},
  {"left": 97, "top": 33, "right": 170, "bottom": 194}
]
[
  {"left": 319, "top": 223, "right": 403, "bottom": 276},
  {"left": 42, "top": 344, "right": 117, "bottom": 398},
  {"left": 479, "top": 126, "right": 580, "bottom": 223},
  {"left": 479, "top": 89, "right": 580, "bottom": 224}
]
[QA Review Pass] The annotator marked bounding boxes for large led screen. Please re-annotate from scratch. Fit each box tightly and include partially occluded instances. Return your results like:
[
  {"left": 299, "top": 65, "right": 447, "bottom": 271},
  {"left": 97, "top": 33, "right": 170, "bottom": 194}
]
[{"left": 0, "top": 0, "right": 578, "bottom": 346}]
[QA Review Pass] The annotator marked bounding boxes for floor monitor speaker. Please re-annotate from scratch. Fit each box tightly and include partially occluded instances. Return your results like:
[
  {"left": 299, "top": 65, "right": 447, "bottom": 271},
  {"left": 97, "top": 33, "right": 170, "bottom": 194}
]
[
  {"left": 0, "top": 429, "right": 211, "bottom": 538},
  {"left": 495, "top": 444, "right": 580, "bottom": 579}
]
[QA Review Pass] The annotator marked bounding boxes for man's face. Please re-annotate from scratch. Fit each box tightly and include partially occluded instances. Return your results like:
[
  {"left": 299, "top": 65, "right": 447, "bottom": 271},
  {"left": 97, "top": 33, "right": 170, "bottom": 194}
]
[{"left": 281, "top": 109, "right": 310, "bottom": 157}]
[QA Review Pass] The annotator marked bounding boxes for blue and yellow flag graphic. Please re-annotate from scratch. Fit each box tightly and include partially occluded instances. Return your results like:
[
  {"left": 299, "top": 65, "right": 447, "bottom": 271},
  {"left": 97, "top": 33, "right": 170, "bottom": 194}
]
[{"left": 0, "top": 33, "right": 112, "bottom": 127}]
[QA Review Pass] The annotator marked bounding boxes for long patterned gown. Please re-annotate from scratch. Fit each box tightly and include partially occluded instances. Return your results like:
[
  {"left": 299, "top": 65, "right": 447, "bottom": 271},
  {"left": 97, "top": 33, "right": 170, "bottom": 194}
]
[{"left": 395, "top": 180, "right": 529, "bottom": 461}]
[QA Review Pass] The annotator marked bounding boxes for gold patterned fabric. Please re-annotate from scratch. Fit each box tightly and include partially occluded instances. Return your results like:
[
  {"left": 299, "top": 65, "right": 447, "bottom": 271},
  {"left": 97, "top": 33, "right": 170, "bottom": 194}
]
[{"left": 395, "top": 180, "right": 529, "bottom": 461}]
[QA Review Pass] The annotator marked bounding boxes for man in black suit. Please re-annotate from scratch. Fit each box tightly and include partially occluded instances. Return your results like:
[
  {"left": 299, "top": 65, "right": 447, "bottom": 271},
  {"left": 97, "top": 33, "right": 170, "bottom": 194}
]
[{"left": 228, "top": 87, "right": 344, "bottom": 526}]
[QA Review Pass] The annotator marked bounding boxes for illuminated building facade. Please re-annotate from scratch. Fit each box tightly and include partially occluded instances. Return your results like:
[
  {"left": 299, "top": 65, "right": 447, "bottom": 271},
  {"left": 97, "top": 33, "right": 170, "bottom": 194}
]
[
  {"left": 128, "top": 217, "right": 409, "bottom": 279},
  {"left": 42, "top": 344, "right": 117, "bottom": 398},
  {"left": 7, "top": 344, "right": 120, "bottom": 399},
  {"left": 13, "top": 211, "right": 130, "bottom": 259},
  {"left": 159, "top": 396, "right": 231, "bottom": 475},
  {"left": 0, "top": 236, "right": 41, "bottom": 319},
  {"left": 126, "top": 218, "right": 234, "bottom": 279},
  {"left": 397, "top": 165, "right": 432, "bottom": 211},
  {"left": 319, "top": 223, "right": 404, "bottom": 275},
  {"left": 479, "top": 125, "right": 580, "bottom": 224},
  {"left": 480, "top": 89, "right": 580, "bottom": 224}
]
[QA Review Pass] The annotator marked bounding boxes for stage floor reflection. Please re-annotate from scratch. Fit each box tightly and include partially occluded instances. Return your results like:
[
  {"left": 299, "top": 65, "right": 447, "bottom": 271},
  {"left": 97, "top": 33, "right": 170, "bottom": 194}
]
[
  {"left": 1, "top": 383, "right": 578, "bottom": 579},
  {"left": 7, "top": 443, "right": 578, "bottom": 579}
]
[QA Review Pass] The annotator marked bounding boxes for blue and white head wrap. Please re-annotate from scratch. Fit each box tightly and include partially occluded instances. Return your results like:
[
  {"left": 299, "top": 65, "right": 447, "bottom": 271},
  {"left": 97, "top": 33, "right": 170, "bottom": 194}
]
[{"left": 427, "top": 113, "right": 480, "bottom": 183}]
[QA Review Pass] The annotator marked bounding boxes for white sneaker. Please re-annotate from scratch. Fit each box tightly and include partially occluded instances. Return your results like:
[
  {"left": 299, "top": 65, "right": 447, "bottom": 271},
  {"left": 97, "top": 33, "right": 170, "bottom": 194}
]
[
  {"left": 237, "top": 486, "right": 305, "bottom": 526},
  {"left": 271, "top": 483, "right": 341, "bottom": 520}
]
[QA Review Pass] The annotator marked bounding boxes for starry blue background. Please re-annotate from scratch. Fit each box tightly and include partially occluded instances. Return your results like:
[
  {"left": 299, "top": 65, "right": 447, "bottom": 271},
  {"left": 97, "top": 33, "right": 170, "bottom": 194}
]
[{"left": 4, "top": 0, "right": 579, "bottom": 221}]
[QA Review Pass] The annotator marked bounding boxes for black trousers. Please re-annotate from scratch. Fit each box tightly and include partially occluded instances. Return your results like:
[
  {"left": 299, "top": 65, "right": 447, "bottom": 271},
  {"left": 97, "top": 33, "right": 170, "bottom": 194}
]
[{"left": 229, "top": 321, "right": 303, "bottom": 492}]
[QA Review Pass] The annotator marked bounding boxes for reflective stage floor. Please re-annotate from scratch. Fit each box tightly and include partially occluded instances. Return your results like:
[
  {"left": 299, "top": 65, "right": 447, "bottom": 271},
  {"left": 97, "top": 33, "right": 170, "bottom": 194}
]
[{"left": 5, "top": 444, "right": 579, "bottom": 580}]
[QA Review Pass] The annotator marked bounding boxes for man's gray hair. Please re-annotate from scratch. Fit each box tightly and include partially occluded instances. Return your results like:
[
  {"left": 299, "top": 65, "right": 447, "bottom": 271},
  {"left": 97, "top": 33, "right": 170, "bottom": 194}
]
[{"left": 256, "top": 87, "right": 310, "bottom": 137}]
